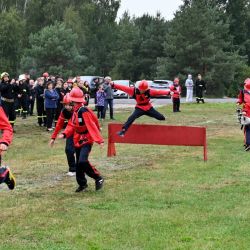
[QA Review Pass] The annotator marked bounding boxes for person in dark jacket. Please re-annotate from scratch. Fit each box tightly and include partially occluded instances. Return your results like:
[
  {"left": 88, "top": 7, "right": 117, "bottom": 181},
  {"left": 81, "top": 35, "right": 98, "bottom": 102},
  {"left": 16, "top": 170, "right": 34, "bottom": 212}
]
[
  {"left": 28, "top": 79, "right": 36, "bottom": 116},
  {"left": 35, "top": 77, "right": 46, "bottom": 126},
  {"left": 0, "top": 72, "right": 19, "bottom": 128},
  {"left": 54, "top": 78, "right": 63, "bottom": 127},
  {"left": 17, "top": 74, "right": 30, "bottom": 119},
  {"left": 195, "top": 74, "right": 206, "bottom": 103},
  {"left": 103, "top": 76, "right": 114, "bottom": 120},
  {"left": 44, "top": 82, "right": 59, "bottom": 131}
]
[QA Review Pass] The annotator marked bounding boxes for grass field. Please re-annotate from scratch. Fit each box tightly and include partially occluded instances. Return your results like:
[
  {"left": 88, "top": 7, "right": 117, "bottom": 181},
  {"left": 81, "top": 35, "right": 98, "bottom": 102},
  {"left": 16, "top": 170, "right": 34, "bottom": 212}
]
[{"left": 1, "top": 102, "right": 250, "bottom": 250}]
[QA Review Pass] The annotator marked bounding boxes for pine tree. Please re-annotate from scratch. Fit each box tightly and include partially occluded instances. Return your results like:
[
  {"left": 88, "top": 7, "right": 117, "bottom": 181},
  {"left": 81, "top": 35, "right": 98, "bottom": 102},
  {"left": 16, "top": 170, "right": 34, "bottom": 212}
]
[{"left": 157, "top": 0, "right": 244, "bottom": 96}]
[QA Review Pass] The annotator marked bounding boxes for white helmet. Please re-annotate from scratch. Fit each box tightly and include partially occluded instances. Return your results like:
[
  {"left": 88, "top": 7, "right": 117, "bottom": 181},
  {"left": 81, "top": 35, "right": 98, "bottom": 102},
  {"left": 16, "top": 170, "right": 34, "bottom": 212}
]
[{"left": 18, "top": 74, "right": 26, "bottom": 81}]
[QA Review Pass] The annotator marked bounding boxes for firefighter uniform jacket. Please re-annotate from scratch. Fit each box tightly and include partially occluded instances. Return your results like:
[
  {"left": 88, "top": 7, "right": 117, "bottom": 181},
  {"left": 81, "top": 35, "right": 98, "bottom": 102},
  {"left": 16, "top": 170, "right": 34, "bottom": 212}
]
[
  {"left": 0, "top": 80, "right": 19, "bottom": 101},
  {"left": 51, "top": 108, "right": 73, "bottom": 140},
  {"left": 63, "top": 104, "right": 104, "bottom": 148},
  {"left": 112, "top": 83, "right": 170, "bottom": 111}
]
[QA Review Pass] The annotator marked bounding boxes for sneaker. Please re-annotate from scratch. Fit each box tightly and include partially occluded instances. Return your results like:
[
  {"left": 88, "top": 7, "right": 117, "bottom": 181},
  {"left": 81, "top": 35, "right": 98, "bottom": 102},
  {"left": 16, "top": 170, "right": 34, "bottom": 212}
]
[
  {"left": 245, "top": 145, "right": 250, "bottom": 151},
  {"left": 47, "top": 128, "right": 53, "bottom": 132},
  {"left": 75, "top": 184, "right": 88, "bottom": 192},
  {"left": 95, "top": 177, "right": 104, "bottom": 191},
  {"left": 66, "top": 171, "right": 76, "bottom": 177},
  {"left": 117, "top": 130, "right": 125, "bottom": 137},
  {"left": 5, "top": 168, "right": 16, "bottom": 190}
]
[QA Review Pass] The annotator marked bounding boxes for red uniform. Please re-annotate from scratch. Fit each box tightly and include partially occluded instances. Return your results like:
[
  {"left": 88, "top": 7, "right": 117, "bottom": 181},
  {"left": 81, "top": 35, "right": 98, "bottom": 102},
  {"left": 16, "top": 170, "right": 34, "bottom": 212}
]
[
  {"left": 0, "top": 106, "right": 15, "bottom": 189},
  {"left": 113, "top": 82, "right": 170, "bottom": 136},
  {"left": 63, "top": 104, "right": 104, "bottom": 147},
  {"left": 113, "top": 83, "right": 170, "bottom": 111},
  {"left": 62, "top": 103, "right": 104, "bottom": 191},
  {"left": 0, "top": 106, "right": 13, "bottom": 146},
  {"left": 237, "top": 79, "right": 250, "bottom": 151}
]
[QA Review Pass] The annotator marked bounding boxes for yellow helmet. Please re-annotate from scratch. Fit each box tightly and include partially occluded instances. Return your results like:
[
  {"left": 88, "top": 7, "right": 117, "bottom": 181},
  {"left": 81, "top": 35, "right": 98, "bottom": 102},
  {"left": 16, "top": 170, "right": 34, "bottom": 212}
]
[{"left": 1, "top": 72, "right": 9, "bottom": 79}]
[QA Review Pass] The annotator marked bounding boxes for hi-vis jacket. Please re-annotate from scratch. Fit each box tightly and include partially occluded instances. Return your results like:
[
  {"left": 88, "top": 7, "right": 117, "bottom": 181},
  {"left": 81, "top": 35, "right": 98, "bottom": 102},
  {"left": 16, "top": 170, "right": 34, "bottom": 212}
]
[
  {"left": 62, "top": 104, "right": 104, "bottom": 147},
  {"left": 112, "top": 83, "right": 170, "bottom": 111}
]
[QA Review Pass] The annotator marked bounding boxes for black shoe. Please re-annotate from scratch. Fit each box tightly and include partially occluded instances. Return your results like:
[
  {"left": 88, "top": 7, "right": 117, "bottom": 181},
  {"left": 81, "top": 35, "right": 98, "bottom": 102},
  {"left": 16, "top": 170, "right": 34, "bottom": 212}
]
[
  {"left": 95, "top": 177, "right": 104, "bottom": 191},
  {"left": 75, "top": 184, "right": 88, "bottom": 192},
  {"left": 117, "top": 130, "right": 125, "bottom": 137},
  {"left": 3, "top": 168, "right": 16, "bottom": 190}
]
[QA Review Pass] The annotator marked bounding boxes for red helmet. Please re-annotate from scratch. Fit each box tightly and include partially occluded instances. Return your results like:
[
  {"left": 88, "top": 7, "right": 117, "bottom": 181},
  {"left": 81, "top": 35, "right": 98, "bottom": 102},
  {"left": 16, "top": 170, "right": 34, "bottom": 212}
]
[
  {"left": 244, "top": 78, "right": 250, "bottom": 91},
  {"left": 43, "top": 72, "right": 49, "bottom": 78},
  {"left": 138, "top": 80, "right": 149, "bottom": 91},
  {"left": 174, "top": 78, "right": 179, "bottom": 84},
  {"left": 63, "top": 93, "right": 71, "bottom": 104},
  {"left": 69, "top": 87, "right": 85, "bottom": 103}
]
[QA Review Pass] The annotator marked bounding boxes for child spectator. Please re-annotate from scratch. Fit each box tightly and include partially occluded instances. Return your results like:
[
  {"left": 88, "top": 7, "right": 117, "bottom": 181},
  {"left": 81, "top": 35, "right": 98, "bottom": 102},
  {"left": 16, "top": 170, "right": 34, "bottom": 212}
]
[
  {"left": 96, "top": 85, "right": 106, "bottom": 120},
  {"left": 170, "top": 78, "right": 181, "bottom": 112}
]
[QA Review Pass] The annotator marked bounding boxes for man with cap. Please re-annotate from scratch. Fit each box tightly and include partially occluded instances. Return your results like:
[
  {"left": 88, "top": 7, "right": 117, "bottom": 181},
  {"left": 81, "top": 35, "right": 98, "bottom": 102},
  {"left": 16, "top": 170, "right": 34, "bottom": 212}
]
[
  {"left": 111, "top": 80, "right": 171, "bottom": 137},
  {"left": 0, "top": 72, "right": 19, "bottom": 129},
  {"left": 58, "top": 87, "right": 104, "bottom": 192},
  {"left": 17, "top": 74, "right": 30, "bottom": 119}
]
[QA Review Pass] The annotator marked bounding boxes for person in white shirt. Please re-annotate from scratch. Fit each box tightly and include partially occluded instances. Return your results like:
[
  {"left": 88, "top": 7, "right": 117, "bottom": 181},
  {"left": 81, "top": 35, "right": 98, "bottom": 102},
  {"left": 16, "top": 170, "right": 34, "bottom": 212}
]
[{"left": 185, "top": 74, "right": 194, "bottom": 102}]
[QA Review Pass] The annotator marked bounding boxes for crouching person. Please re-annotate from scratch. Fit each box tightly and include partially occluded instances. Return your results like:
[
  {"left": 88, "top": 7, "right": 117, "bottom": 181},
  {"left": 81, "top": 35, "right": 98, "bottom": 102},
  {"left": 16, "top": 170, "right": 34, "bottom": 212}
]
[
  {"left": 0, "top": 105, "right": 16, "bottom": 189},
  {"left": 58, "top": 87, "right": 104, "bottom": 192}
]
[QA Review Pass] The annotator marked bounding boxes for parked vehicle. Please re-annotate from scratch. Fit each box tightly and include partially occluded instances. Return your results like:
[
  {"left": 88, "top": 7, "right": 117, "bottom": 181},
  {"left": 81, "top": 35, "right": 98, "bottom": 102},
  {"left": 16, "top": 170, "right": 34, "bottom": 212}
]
[
  {"left": 113, "top": 80, "right": 134, "bottom": 98},
  {"left": 150, "top": 79, "right": 173, "bottom": 98}
]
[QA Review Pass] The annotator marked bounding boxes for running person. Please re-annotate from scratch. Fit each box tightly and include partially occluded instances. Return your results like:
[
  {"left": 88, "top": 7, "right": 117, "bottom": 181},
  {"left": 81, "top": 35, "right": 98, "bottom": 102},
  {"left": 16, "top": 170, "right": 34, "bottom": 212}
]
[{"left": 0, "top": 105, "right": 16, "bottom": 190}]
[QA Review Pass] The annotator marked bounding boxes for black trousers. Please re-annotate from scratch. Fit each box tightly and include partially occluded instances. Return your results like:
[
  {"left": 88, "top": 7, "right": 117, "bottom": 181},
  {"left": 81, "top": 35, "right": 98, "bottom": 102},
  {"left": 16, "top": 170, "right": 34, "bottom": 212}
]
[
  {"left": 65, "top": 136, "right": 76, "bottom": 172},
  {"left": 122, "top": 107, "right": 165, "bottom": 132},
  {"left": 172, "top": 98, "right": 180, "bottom": 112},
  {"left": 97, "top": 106, "right": 105, "bottom": 119},
  {"left": 46, "top": 108, "right": 55, "bottom": 129},
  {"left": 20, "top": 97, "right": 28, "bottom": 117},
  {"left": 75, "top": 144, "right": 101, "bottom": 187},
  {"left": 104, "top": 99, "right": 114, "bottom": 119},
  {"left": 1, "top": 101, "right": 16, "bottom": 126},
  {"left": 29, "top": 99, "right": 35, "bottom": 115},
  {"left": 37, "top": 100, "right": 46, "bottom": 125}
]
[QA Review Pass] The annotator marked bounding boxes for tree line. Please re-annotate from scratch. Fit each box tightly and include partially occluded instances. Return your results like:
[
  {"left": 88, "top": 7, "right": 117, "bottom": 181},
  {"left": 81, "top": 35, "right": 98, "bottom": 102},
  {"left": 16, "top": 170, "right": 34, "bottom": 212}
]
[{"left": 0, "top": 0, "right": 250, "bottom": 96}]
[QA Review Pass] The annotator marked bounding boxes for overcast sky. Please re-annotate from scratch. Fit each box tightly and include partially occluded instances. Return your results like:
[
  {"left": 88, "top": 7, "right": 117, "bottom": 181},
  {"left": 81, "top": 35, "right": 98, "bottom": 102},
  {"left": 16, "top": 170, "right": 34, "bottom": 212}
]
[{"left": 117, "top": 0, "right": 183, "bottom": 20}]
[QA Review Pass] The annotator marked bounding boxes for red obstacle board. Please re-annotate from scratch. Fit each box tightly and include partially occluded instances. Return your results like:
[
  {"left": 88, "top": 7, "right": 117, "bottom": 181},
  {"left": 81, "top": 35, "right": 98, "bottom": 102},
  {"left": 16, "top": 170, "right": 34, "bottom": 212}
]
[{"left": 107, "top": 123, "right": 207, "bottom": 161}]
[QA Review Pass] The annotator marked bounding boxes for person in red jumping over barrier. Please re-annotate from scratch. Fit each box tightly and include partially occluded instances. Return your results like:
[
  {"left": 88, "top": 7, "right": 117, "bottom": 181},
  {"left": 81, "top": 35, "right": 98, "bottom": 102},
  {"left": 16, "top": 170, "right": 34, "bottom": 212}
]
[
  {"left": 0, "top": 105, "right": 16, "bottom": 190},
  {"left": 237, "top": 78, "right": 250, "bottom": 151},
  {"left": 58, "top": 87, "right": 104, "bottom": 192},
  {"left": 111, "top": 80, "right": 171, "bottom": 137},
  {"left": 49, "top": 93, "right": 76, "bottom": 176}
]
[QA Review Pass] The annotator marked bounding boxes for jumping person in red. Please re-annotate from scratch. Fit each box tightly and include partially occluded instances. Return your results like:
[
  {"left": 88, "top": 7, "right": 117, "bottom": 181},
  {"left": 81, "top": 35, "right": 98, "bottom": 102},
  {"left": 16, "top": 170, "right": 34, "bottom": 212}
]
[
  {"left": 0, "top": 105, "right": 16, "bottom": 189},
  {"left": 49, "top": 93, "right": 76, "bottom": 176},
  {"left": 58, "top": 87, "right": 104, "bottom": 192},
  {"left": 112, "top": 80, "right": 171, "bottom": 137}
]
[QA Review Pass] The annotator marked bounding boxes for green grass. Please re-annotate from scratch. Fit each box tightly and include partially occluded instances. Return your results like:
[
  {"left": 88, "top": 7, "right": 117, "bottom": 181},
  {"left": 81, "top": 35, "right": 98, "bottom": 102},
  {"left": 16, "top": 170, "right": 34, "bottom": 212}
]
[{"left": 1, "top": 102, "right": 250, "bottom": 250}]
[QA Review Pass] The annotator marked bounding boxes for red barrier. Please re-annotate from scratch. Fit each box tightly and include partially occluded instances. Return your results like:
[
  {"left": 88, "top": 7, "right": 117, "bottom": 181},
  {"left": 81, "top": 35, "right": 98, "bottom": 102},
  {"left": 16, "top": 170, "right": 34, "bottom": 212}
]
[{"left": 108, "top": 123, "right": 207, "bottom": 161}]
